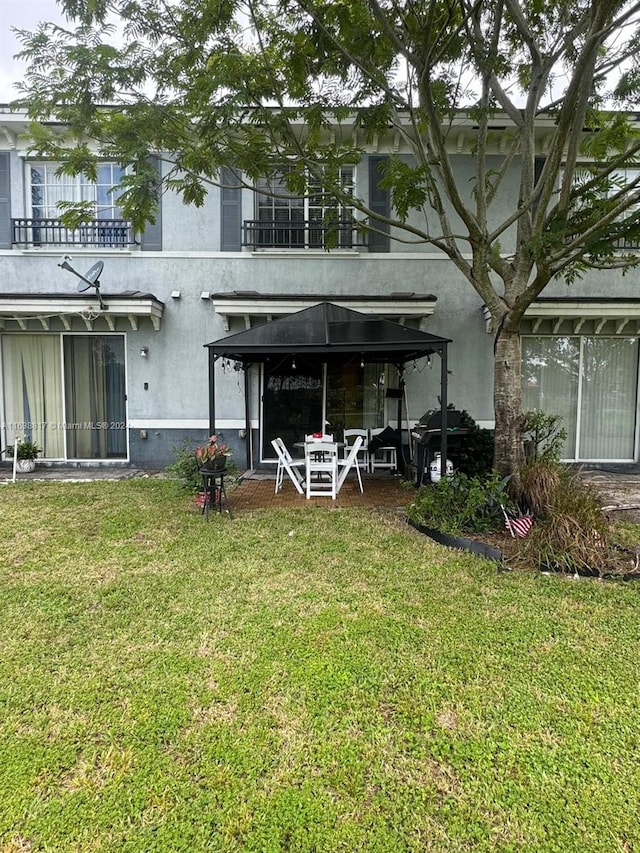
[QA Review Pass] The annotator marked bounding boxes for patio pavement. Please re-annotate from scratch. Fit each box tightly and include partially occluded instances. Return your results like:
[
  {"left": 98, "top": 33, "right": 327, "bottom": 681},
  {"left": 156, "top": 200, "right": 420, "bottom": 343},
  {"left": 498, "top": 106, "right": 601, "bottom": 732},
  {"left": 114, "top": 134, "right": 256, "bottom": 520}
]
[{"left": 231, "top": 472, "right": 410, "bottom": 511}]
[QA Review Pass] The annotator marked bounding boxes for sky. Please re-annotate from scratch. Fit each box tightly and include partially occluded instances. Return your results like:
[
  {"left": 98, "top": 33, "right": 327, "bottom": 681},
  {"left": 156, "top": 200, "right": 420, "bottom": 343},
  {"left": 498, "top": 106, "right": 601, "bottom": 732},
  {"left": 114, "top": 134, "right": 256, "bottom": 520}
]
[{"left": 0, "top": 0, "right": 65, "bottom": 102}]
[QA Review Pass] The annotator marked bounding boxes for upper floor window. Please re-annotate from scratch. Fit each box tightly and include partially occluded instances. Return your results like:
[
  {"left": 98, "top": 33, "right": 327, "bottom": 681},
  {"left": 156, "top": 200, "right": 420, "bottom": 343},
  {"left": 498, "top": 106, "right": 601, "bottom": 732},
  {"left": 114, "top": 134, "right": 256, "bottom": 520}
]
[
  {"left": 244, "top": 166, "right": 364, "bottom": 249},
  {"left": 30, "top": 162, "right": 126, "bottom": 220},
  {"left": 568, "top": 165, "right": 640, "bottom": 249},
  {"left": 11, "top": 162, "right": 136, "bottom": 248}
]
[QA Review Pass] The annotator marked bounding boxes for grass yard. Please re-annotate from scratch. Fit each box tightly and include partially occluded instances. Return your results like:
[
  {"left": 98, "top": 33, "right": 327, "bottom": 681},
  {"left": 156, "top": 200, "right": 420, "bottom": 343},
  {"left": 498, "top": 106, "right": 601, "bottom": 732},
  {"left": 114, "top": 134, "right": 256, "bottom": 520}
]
[{"left": 0, "top": 479, "right": 639, "bottom": 852}]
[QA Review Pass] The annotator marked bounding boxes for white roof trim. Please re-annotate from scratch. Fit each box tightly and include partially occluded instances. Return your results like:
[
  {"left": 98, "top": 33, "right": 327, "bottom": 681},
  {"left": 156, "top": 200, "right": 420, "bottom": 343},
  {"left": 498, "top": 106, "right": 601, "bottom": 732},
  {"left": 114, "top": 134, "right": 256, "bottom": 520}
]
[
  {"left": 0, "top": 295, "right": 164, "bottom": 331},
  {"left": 484, "top": 300, "right": 640, "bottom": 335},
  {"left": 524, "top": 300, "right": 640, "bottom": 336},
  {"left": 526, "top": 300, "right": 640, "bottom": 319},
  {"left": 211, "top": 295, "right": 437, "bottom": 331}
]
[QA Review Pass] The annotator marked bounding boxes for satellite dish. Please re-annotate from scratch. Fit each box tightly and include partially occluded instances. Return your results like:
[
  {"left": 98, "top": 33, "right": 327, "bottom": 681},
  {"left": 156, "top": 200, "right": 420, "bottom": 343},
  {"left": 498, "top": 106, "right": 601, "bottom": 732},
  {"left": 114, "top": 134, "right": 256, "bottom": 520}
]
[
  {"left": 58, "top": 256, "right": 108, "bottom": 310},
  {"left": 77, "top": 261, "right": 104, "bottom": 293}
]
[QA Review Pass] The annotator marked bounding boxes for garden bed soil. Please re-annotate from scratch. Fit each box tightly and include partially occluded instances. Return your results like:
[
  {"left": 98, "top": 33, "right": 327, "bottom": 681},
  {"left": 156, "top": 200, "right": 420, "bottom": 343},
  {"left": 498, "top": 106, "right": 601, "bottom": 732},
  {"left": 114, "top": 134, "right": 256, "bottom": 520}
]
[{"left": 408, "top": 520, "right": 640, "bottom": 580}]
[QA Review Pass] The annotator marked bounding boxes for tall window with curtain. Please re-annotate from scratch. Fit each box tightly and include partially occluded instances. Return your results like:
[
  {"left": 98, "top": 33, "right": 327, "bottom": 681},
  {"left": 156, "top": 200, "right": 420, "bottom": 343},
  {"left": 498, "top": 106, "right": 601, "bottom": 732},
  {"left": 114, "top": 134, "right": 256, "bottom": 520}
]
[
  {"left": 64, "top": 336, "right": 126, "bottom": 459},
  {"left": 1, "top": 333, "right": 126, "bottom": 461},
  {"left": 1, "top": 335, "right": 65, "bottom": 458},
  {"left": 30, "top": 163, "right": 125, "bottom": 220},
  {"left": 522, "top": 335, "right": 639, "bottom": 461},
  {"left": 256, "top": 166, "right": 356, "bottom": 248}
]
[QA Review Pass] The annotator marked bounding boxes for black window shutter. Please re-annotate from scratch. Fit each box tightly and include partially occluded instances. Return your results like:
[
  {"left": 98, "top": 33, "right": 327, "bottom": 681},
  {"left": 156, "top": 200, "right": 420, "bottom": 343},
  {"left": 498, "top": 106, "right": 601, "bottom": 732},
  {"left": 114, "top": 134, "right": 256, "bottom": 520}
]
[
  {"left": 140, "top": 156, "right": 162, "bottom": 251},
  {"left": 368, "top": 155, "right": 390, "bottom": 253},
  {"left": 220, "top": 167, "right": 242, "bottom": 251},
  {"left": 0, "top": 152, "right": 11, "bottom": 250},
  {"left": 532, "top": 156, "right": 545, "bottom": 216}
]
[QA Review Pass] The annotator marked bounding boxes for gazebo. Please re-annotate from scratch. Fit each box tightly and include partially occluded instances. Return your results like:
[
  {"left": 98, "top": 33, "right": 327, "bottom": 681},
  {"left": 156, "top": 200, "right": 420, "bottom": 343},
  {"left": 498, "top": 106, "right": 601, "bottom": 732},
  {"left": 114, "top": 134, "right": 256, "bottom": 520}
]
[{"left": 205, "top": 302, "right": 452, "bottom": 473}]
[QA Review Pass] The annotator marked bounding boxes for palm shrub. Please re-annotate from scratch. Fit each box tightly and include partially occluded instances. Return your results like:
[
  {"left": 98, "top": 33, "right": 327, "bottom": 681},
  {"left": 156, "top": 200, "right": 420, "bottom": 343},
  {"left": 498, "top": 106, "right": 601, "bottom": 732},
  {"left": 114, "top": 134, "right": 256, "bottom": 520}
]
[
  {"left": 509, "top": 466, "right": 628, "bottom": 576},
  {"left": 511, "top": 412, "right": 638, "bottom": 576},
  {"left": 515, "top": 409, "right": 566, "bottom": 515},
  {"left": 518, "top": 461, "right": 561, "bottom": 516}
]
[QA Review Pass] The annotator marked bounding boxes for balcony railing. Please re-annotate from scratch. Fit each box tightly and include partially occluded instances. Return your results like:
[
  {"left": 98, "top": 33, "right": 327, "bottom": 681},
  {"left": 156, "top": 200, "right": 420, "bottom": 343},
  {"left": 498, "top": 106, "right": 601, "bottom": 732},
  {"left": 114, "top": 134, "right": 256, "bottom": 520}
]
[
  {"left": 242, "top": 219, "right": 367, "bottom": 250},
  {"left": 12, "top": 218, "right": 137, "bottom": 248}
]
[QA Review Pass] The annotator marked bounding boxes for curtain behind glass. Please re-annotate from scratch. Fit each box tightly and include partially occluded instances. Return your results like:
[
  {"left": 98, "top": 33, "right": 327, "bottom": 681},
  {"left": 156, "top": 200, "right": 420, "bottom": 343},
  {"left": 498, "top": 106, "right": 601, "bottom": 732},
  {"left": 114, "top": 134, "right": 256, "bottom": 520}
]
[
  {"left": 579, "top": 338, "right": 638, "bottom": 459},
  {"left": 64, "top": 336, "right": 126, "bottom": 459},
  {"left": 1, "top": 335, "right": 64, "bottom": 458},
  {"left": 521, "top": 337, "right": 579, "bottom": 458}
]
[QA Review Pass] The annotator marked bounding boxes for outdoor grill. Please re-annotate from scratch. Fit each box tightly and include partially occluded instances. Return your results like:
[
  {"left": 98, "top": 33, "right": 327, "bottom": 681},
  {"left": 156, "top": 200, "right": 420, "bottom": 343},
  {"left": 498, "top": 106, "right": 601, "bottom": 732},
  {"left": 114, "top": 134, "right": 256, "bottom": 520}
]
[{"left": 411, "top": 410, "right": 468, "bottom": 486}]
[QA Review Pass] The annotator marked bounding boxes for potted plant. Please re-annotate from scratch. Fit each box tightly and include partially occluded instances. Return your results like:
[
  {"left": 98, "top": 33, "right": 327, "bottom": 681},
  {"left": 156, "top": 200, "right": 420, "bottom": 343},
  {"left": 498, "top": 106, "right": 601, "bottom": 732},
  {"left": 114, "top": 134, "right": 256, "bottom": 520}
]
[
  {"left": 195, "top": 434, "right": 232, "bottom": 472},
  {"left": 3, "top": 436, "right": 42, "bottom": 473}
]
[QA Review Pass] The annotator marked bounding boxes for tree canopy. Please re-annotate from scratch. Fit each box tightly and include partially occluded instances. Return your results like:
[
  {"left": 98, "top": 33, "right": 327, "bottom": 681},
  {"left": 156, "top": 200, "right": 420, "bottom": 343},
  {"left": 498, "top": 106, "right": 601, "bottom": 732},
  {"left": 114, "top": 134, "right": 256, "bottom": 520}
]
[{"left": 13, "top": 0, "right": 640, "bottom": 473}]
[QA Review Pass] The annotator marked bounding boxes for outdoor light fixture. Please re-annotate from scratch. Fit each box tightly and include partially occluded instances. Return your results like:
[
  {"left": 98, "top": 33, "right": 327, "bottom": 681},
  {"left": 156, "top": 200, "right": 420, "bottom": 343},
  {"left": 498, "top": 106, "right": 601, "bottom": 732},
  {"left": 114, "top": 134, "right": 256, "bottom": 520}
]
[
  {"left": 291, "top": 356, "right": 297, "bottom": 370},
  {"left": 140, "top": 346, "right": 149, "bottom": 357}
]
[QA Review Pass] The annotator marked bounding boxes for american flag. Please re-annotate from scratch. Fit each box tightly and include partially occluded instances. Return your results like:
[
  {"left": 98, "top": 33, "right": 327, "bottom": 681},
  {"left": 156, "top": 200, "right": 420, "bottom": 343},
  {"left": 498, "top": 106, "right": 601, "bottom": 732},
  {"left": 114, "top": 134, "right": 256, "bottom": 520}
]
[{"left": 505, "top": 513, "right": 534, "bottom": 538}]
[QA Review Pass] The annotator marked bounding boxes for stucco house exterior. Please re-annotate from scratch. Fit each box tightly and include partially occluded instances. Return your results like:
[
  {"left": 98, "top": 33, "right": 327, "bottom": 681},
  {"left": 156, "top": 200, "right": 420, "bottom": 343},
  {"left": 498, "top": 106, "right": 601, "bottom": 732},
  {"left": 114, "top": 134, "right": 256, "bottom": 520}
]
[{"left": 1, "top": 105, "right": 639, "bottom": 471}]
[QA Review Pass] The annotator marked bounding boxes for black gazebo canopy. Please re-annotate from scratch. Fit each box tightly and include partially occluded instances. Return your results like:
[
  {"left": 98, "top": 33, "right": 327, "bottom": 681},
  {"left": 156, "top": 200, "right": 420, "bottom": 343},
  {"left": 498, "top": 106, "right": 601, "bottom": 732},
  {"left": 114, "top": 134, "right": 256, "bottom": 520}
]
[
  {"left": 205, "top": 301, "right": 450, "bottom": 364},
  {"left": 204, "top": 302, "right": 452, "bottom": 469}
]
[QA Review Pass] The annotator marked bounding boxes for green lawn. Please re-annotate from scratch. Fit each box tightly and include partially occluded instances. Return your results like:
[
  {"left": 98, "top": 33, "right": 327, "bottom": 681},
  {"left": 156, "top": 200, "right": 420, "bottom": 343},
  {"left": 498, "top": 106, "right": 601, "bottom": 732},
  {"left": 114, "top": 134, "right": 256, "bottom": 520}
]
[{"left": 0, "top": 480, "right": 638, "bottom": 852}]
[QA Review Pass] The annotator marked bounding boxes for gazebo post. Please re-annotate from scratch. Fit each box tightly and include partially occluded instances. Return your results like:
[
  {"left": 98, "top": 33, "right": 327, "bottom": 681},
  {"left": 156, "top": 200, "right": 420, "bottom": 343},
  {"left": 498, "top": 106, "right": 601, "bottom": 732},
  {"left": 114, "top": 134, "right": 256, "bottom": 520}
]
[
  {"left": 243, "top": 362, "right": 253, "bottom": 470},
  {"left": 439, "top": 344, "right": 448, "bottom": 477},
  {"left": 208, "top": 350, "right": 217, "bottom": 436}
]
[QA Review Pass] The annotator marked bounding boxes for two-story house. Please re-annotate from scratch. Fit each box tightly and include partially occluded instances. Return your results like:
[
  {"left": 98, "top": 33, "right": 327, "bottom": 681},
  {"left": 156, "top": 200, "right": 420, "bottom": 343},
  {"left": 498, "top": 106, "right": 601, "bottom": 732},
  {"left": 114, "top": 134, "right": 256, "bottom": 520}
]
[{"left": 1, "top": 105, "right": 640, "bottom": 470}]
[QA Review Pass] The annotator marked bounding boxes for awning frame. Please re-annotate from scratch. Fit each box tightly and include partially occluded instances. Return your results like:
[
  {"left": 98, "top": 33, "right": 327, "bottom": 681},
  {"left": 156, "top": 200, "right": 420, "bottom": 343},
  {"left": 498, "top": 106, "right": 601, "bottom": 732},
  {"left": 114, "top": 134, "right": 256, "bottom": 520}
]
[
  {"left": 0, "top": 292, "right": 165, "bottom": 331},
  {"left": 205, "top": 301, "right": 452, "bottom": 475}
]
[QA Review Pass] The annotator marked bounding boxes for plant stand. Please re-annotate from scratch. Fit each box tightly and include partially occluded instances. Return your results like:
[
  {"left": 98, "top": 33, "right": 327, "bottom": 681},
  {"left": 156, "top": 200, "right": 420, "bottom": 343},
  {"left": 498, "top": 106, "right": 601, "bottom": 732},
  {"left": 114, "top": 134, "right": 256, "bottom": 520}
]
[{"left": 199, "top": 468, "right": 232, "bottom": 519}]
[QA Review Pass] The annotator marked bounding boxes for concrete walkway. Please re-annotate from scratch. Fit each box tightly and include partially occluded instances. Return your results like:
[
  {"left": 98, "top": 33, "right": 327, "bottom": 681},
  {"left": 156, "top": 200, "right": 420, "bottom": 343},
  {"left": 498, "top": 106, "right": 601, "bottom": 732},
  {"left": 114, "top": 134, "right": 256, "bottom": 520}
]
[{"left": 0, "top": 465, "right": 160, "bottom": 483}]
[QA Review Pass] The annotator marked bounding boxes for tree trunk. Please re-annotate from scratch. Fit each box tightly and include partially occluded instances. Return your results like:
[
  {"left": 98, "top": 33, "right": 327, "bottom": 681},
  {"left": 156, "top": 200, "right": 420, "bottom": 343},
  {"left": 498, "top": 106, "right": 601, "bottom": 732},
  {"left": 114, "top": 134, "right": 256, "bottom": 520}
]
[{"left": 493, "top": 327, "right": 525, "bottom": 478}]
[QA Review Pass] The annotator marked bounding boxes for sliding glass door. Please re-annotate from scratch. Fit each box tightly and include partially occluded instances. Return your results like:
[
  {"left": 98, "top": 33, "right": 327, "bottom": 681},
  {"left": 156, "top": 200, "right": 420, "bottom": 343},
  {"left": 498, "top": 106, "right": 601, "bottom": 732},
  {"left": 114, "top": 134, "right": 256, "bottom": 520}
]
[
  {"left": 261, "top": 361, "right": 389, "bottom": 461},
  {"left": 261, "top": 363, "right": 324, "bottom": 460},
  {"left": 64, "top": 336, "right": 126, "bottom": 459},
  {"left": 2, "top": 333, "right": 127, "bottom": 460},
  {"left": 522, "top": 336, "right": 638, "bottom": 461},
  {"left": 1, "top": 335, "right": 65, "bottom": 457}
]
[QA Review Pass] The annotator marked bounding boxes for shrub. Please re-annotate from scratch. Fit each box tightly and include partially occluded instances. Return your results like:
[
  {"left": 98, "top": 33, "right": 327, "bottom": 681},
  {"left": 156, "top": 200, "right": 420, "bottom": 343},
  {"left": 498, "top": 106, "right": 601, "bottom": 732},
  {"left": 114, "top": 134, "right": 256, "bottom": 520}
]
[
  {"left": 3, "top": 437, "right": 41, "bottom": 460},
  {"left": 455, "top": 409, "right": 495, "bottom": 477},
  {"left": 508, "top": 466, "right": 637, "bottom": 577},
  {"left": 522, "top": 409, "right": 567, "bottom": 463},
  {"left": 407, "top": 471, "right": 514, "bottom": 536},
  {"left": 166, "top": 439, "right": 201, "bottom": 492},
  {"left": 518, "top": 460, "right": 561, "bottom": 516}
]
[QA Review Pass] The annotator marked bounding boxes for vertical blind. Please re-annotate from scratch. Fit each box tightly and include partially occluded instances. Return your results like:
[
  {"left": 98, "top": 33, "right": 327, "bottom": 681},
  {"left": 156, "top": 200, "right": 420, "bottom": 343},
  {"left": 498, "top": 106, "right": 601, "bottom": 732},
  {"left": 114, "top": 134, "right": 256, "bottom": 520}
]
[{"left": 522, "top": 336, "right": 638, "bottom": 460}]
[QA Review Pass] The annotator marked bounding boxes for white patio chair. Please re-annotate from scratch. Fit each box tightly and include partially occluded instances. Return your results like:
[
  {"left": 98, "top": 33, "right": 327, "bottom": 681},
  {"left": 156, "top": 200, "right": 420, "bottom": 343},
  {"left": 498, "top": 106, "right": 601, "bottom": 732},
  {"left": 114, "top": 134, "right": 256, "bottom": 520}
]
[
  {"left": 305, "top": 441, "right": 339, "bottom": 499},
  {"left": 337, "top": 435, "right": 364, "bottom": 493},
  {"left": 271, "top": 437, "right": 305, "bottom": 495},
  {"left": 343, "top": 428, "right": 369, "bottom": 473},
  {"left": 369, "top": 427, "right": 397, "bottom": 473}
]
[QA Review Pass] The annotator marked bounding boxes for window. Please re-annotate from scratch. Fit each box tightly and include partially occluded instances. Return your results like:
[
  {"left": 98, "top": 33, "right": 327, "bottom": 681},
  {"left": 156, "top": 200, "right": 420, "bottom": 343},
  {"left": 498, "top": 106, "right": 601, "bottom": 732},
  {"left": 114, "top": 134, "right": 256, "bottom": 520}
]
[
  {"left": 31, "top": 162, "right": 126, "bottom": 220},
  {"left": 2, "top": 334, "right": 127, "bottom": 460},
  {"left": 17, "top": 162, "right": 133, "bottom": 247},
  {"left": 568, "top": 165, "right": 640, "bottom": 249},
  {"left": 250, "top": 166, "right": 358, "bottom": 249},
  {"left": 522, "top": 335, "right": 639, "bottom": 461}
]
